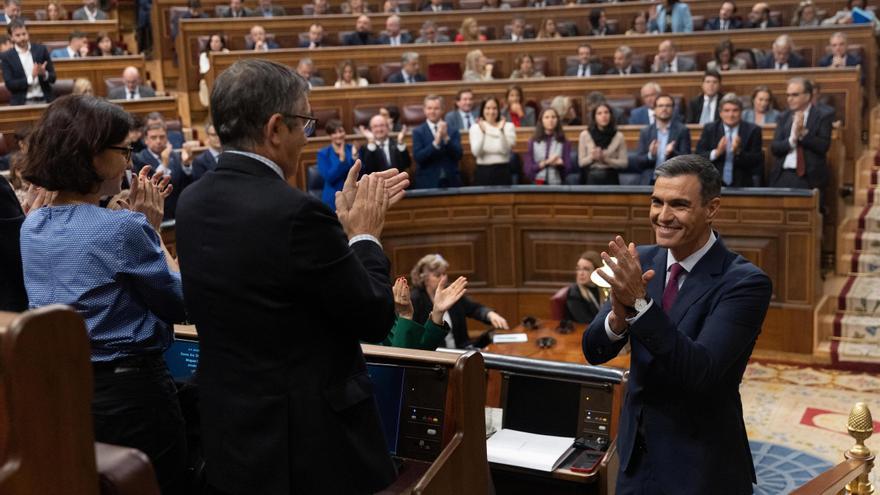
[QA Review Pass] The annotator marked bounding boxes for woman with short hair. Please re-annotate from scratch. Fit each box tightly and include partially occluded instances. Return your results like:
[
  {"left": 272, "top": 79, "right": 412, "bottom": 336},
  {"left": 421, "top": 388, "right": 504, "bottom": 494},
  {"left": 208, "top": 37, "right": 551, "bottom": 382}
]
[
  {"left": 316, "top": 119, "right": 358, "bottom": 210},
  {"left": 19, "top": 95, "right": 187, "bottom": 494}
]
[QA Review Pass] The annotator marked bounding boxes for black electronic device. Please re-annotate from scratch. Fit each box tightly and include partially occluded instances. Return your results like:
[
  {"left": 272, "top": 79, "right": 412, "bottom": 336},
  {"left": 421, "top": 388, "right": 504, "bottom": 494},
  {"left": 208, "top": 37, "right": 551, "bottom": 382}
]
[
  {"left": 367, "top": 363, "right": 449, "bottom": 461},
  {"left": 556, "top": 319, "right": 575, "bottom": 334},
  {"left": 536, "top": 336, "right": 556, "bottom": 349},
  {"left": 568, "top": 449, "right": 604, "bottom": 474},
  {"left": 521, "top": 316, "right": 539, "bottom": 330}
]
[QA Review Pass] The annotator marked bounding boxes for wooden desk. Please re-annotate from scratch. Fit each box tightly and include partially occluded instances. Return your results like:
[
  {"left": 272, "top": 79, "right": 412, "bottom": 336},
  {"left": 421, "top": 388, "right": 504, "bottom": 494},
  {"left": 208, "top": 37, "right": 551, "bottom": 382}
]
[
  {"left": 27, "top": 19, "right": 119, "bottom": 43},
  {"left": 0, "top": 55, "right": 147, "bottom": 98}
]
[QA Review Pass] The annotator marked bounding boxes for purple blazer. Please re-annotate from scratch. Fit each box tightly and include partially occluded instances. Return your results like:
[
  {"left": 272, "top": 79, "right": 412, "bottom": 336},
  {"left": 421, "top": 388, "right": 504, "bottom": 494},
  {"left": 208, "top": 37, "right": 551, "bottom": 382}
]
[{"left": 522, "top": 137, "right": 574, "bottom": 183}]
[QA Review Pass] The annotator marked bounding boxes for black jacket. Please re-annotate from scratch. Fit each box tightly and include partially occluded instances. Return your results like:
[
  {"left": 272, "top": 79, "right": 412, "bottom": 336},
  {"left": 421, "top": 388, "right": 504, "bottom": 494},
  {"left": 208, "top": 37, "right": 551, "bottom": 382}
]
[
  {"left": 358, "top": 138, "right": 411, "bottom": 176},
  {"left": 769, "top": 106, "right": 833, "bottom": 188},
  {"left": 175, "top": 152, "right": 397, "bottom": 494},
  {"left": 0, "top": 178, "right": 26, "bottom": 311},
  {"left": 0, "top": 44, "right": 55, "bottom": 105},
  {"left": 696, "top": 120, "right": 764, "bottom": 187},
  {"left": 410, "top": 285, "right": 491, "bottom": 348},
  {"left": 687, "top": 94, "right": 721, "bottom": 124}
]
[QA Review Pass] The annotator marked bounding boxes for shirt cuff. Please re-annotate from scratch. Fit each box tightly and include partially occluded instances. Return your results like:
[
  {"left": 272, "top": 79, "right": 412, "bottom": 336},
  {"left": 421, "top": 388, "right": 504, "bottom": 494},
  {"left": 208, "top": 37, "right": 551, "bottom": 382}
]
[
  {"left": 181, "top": 163, "right": 193, "bottom": 176},
  {"left": 625, "top": 298, "right": 654, "bottom": 325},
  {"left": 396, "top": 142, "right": 407, "bottom": 151},
  {"left": 709, "top": 149, "right": 719, "bottom": 161},
  {"left": 604, "top": 313, "right": 628, "bottom": 342},
  {"left": 367, "top": 143, "right": 378, "bottom": 151},
  {"left": 348, "top": 234, "right": 382, "bottom": 248},
  {"left": 433, "top": 141, "right": 441, "bottom": 149}
]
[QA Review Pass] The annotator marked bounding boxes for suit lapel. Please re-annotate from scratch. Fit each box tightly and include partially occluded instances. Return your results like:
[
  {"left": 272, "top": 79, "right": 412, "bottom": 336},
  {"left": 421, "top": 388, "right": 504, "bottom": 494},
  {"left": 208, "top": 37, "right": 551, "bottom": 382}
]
[
  {"left": 646, "top": 248, "right": 667, "bottom": 305},
  {"left": 666, "top": 236, "right": 727, "bottom": 326}
]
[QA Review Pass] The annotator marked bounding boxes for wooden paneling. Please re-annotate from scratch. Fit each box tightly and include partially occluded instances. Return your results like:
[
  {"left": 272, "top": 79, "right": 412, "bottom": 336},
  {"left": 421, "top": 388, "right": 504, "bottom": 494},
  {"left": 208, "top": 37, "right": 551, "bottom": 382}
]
[
  {"left": 27, "top": 19, "right": 119, "bottom": 43},
  {"left": 379, "top": 189, "right": 821, "bottom": 354},
  {"left": 0, "top": 96, "right": 179, "bottom": 135}
]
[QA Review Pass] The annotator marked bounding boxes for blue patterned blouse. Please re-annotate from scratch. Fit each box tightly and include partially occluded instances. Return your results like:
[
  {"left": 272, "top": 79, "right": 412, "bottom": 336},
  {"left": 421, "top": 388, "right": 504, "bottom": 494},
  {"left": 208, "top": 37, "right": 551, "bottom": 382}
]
[{"left": 20, "top": 204, "right": 186, "bottom": 362}]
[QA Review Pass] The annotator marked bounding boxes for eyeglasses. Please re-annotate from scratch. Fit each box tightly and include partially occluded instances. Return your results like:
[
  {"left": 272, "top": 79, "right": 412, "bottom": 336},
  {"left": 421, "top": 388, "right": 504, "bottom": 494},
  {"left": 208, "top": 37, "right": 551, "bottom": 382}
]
[
  {"left": 281, "top": 113, "right": 317, "bottom": 137},
  {"left": 108, "top": 144, "right": 134, "bottom": 161}
]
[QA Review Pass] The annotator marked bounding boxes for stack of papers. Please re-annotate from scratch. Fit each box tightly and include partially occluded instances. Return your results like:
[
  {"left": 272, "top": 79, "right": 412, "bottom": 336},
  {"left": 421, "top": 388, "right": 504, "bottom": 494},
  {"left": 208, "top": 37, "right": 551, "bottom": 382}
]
[{"left": 487, "top": 428, "right": 575, "bottom": 472}]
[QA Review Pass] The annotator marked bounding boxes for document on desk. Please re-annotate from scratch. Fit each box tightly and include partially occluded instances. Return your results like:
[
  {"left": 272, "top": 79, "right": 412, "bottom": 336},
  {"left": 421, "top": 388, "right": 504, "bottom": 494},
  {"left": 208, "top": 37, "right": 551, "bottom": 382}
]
[
  {"left": 492, "top": 333, "right": 528, "bottom": 344},
  {"left": 486, "top": 428, "right": 575, "bottom": 472}
]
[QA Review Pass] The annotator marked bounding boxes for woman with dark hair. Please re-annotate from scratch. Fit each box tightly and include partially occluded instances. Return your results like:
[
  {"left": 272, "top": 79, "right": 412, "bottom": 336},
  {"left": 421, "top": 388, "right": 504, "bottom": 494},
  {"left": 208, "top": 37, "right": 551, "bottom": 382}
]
[
  {"left": 199, "top": 34, "right": 228, "bottom": 76},
  {"left": 92, "top": 31, "right": 125, "bottom": 56},
  {"left": 707, "top": 39, "right": 747, "bottom": 71},
  {"left": 501, "top": 85, "right": 536, "bottom": 127},
  {"left": 648, "top": 0, "right": 694, "bottom": 33},
  {"left": 509, "top": 53, "right": 545, "bottom": 79},
  {"left": 578, "top": 103, "right": 627, "bottom": 185},
  {"left": 316, "top": 119, "right": 357, "bottom": 210},
  {"left": 743, "top": 85, "right": 780, "bottom": 125},
  {"left": 626, "top": 11, "right": 649, "bottom": 34},
  {"left": 563, "top": 250, "right": 603, "bottom": 323},
  {"left": 469, "top": 96, "right": 516, "bottom": 186},
  {"left": 523, "top": 108, "right": 574, "bottom": 185},
  {"left": 590, "top": 8, "right": 614, "bottom": 35},
  {"left": 536, "top": 18, "right": 562, "bottom": 39},
  {"left": 19, "top": 95, "right": 187, "bottom": 493}
]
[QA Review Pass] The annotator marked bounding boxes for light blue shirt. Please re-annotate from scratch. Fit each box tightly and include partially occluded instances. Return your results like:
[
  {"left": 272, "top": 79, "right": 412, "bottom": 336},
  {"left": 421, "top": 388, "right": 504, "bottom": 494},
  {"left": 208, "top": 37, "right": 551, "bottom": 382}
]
[{"left": 655, "top": 126, "right": 670, "bottom": 167}]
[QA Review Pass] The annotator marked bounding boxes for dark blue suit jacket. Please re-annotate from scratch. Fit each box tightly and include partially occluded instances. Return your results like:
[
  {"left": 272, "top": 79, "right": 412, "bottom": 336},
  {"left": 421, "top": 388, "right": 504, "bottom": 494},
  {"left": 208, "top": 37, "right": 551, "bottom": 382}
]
[
  {"left": 629, "top": 105, "right": 683, "bottom": 126},
  {"left": 703, "top": 16, "right": 743, "bottom": 30},
  {"left": 412, "top": 122, "right": 462, "bottom": 188},
  {"left": 0, "top": 44, "right": 56, "bottom": 105},
  {"left": 191, "top": 149, "right": 219, "bottom": 181},
  {"left": 583, "top": 236, "right": 771, "bottom": 494},
  {"left": 757, "top": 52, "right": 807, "bottom": 69},
  {"left": 132, "top": 148, "right": 193, "bottom": 219},
  {"left": 633, "top": 121, "right": 692, "bottom": 183},
  {"left": 386, "top": 71, "right": 426, "bottom": 84}
]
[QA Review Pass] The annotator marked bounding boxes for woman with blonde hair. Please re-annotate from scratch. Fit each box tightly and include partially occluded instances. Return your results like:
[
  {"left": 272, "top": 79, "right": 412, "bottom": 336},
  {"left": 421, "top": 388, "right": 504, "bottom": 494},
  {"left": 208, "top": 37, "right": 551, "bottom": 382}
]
[
  {"left": 462, "top": 49, "right": 493, "bottom": 81},
  {"left": 334, "top": 60, "right": 369, "bottom": 87},
  {"left": 550, "top": 95, "right": 580, "bottom": 126},
  {"left": 409, "top": 254, "right": 509, "bottom": 348},
  {"left": 536, "top": 18, "right": 561, "bottom": 39},
  {"left": 792, "top": 0, "right": 820, "bottom": 26},
  {"left": 455, "top": 17, "right": 487, "bottom": 42},
  {"left": 71, "top": 78, "right": 94, "bottom": 96}
]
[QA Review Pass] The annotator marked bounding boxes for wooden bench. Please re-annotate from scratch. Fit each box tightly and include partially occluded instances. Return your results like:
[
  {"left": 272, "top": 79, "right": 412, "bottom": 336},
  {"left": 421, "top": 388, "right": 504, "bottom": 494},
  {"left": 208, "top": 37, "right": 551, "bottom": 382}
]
[
  {"left": 0, "top": 55, "right": 146, "bottom": 99},
  {"left": 173, "top": 0, "right": 858, "bottom": 87},
  {"left": 0, "top": 96, "right": 179, "bottom": 136}
]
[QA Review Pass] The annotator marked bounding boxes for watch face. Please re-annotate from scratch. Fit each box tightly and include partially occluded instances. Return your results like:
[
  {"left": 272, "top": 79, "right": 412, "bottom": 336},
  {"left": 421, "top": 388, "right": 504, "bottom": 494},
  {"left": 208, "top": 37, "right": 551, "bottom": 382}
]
[{"left": 634, "top": 298, "right": 649, "bottom": 312}]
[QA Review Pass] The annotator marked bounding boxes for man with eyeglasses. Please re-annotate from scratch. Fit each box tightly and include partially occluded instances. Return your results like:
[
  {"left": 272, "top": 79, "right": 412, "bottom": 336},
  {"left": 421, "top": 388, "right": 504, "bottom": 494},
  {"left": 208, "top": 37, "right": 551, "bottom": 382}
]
[
  {"left": 132, "top": 120, "right": 193, "bottom": 219},
  {"left": 768, "top": 77, "right": 832, "bottom": 197},
  {"left": 634, "top": 93, "right": 692, "bottom": 184},
  {"left": 174, "top": 59, "right": 410, "bottom": 495}
]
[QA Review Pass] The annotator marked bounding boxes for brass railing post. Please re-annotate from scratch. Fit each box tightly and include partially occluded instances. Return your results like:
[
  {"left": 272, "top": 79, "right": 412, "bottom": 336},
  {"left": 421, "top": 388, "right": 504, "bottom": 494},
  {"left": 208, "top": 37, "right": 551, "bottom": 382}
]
[{"left": 845, "top": 402, "right": 875, "bottom": 495}]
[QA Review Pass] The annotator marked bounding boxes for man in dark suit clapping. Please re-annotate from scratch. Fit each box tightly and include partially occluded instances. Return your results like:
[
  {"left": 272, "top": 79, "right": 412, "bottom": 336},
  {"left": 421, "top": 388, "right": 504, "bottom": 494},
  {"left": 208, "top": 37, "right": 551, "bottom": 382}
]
[
  {"left": 696, "top": 93, "right": 764, "bottom": 187},
  {"left": 633, "top": 94, "right": 692, "bottom": 184},
  {"left": 412, "top": 94, "right": 462, "bottom": 188},
  {"left": 359, "top": 114, "right": 411, "bottom": 175},
  {"left": 175, "top": 59, "right": 410, "bottom": 495},
  {"left": 0, "top": 19, "right": 55, "bottom": 105}
]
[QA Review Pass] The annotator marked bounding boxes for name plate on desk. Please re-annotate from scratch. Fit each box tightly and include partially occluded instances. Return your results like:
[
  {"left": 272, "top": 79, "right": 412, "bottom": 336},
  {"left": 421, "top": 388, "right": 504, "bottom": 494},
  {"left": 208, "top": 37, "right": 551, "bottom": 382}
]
[{"left": 493, "top": 333, "right": 528, "bottom": 344}]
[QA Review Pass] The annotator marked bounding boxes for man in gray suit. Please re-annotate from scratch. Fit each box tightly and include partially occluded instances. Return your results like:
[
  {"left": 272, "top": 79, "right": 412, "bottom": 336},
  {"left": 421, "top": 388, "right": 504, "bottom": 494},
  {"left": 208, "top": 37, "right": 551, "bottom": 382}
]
[
  {"left": 108, "top": 66, "right": 156, "bottom": 100},
  {"left": 72, "top": 0, "right": 108, "bottom": 20},
  {"left": 651, "top": 40, "right": 696, "bottom": 73},
  {"left": 444, "top": 88, "right": 479, "bottom": 132},
  {"left": 565, "top": 44, "right": 603, "bottom": 77}
]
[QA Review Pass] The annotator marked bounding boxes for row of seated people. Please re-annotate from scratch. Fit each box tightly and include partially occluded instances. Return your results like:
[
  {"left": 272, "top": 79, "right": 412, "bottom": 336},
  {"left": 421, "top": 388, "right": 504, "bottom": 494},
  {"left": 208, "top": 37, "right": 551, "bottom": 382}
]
[
  {"left": 0, "top": 0, "right": 110, "bottom": 23},
  {"left": 306, "top": 75, "right": 830, "bottom": 204},
  {"left": 268, "top": 32, "right": 862, "bottom": 93}
]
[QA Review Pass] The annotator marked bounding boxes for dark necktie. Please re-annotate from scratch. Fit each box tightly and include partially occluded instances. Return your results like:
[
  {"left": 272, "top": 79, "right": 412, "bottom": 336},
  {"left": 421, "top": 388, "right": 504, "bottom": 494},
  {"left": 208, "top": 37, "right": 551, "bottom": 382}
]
[
  {"left": 661, "top": 263, "right": 686, "bottom": 311},
  {"left": 464, "top": 114, "right": 471, "bottom": 128}
]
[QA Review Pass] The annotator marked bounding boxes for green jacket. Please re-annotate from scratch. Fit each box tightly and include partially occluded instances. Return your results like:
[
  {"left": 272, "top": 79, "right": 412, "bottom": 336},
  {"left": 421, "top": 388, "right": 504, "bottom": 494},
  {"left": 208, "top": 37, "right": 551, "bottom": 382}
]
[{"left": 380, "top": 316, "right": 449, "bottom": 350}]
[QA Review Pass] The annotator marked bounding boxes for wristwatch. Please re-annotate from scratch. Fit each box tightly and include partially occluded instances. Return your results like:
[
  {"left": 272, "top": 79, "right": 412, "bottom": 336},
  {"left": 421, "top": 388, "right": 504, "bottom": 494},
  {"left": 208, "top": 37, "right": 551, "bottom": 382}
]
[{"left": 624, "top": 296, "right": 651, "bottom": 318}]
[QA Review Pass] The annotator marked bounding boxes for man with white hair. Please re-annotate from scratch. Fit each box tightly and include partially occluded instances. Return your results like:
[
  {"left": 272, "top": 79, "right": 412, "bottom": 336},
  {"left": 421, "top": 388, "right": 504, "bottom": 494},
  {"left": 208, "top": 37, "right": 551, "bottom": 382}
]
[
  {"left": 758, "top": 34, "right": 807, "bottom": 69},
  {"left": 652, "top": 40, "right": 696, "bottom": 73},
  {"left": 387, "top": 52, "right": 425, "bottom": 83},
  {"left": 379, "top": 15, "right": 413, "bottom": 45},
  {"left": 606, "top": 45, "right": 643, "bottom": 75},
  {"left": 358, "top": 114, "right": 411, "bottom": 175},
  {"left": 295, "top": 58, "right": 324, "bottom": 87},
  {"left": 108, "top": 66, "right": 156, "bottom": 100},
  {"left": 819, "top": 31, "right": 861, "bottom": 68}
]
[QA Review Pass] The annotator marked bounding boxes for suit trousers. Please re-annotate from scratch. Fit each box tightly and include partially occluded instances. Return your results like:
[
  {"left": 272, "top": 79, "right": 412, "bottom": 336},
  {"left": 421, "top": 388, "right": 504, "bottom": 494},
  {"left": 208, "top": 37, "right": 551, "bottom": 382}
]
[
  {"left": 615, "top": 435, "right": 667, "bottom": 495},
  {"left": 92, "top": 355, "right": 187, "bottom": 495}
]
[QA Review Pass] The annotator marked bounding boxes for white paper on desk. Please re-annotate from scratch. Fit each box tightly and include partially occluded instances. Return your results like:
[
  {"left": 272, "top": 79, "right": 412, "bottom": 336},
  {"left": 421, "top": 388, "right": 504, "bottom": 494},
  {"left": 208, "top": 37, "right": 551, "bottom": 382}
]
[
  {"left": 486, "top": 428, "right": 574, "bottom": 472},
  {"left": 492, "top": 333, "right": 528, "bottom": 344}
]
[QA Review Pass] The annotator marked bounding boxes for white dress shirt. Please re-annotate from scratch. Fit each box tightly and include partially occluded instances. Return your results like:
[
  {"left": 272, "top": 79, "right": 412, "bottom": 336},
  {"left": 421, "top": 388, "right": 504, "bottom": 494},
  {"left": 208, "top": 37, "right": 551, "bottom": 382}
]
[
  {"left": 15, "top": 44, "right": 43, "bottom": 100},
  {"left": 699, "top": 95, "right": 718, "bottom": 125},
  {"left": 604, "top": 231, "right": 718, "bottom": 341},
  {"left": 783, "top": 105, "right": 810, "bottom": 170},
  {"left": 84, "top": 6, "right": 99, "bottom": 21}
]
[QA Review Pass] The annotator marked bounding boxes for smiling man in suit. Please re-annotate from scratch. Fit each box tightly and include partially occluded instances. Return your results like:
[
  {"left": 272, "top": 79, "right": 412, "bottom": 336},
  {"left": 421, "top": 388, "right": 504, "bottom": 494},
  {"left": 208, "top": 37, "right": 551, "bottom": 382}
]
[
  {"left": 696, "top": 93, "right": 764, "bottom": 187},
  {"left": 704, "top": 1, "right": 743, "bottom": 30},
  {"left": 359, "top": 114, "right": 411, "bottom": 175},
  {"left": 132, "top": 121, "right": 193, "bottom": 219},
  {"left": 412, "top": 94, "right": 462, "bottom": 188},
  {"left": 565, "top": 44, "right": 603, "bottom": 77},
  {"left": 583, "top": 154, "right": 772, "bottom": 494},
  {"left": 175, "top": 58, "right": 410, "bottom": 495},
  {"left": 634, "top": 93, "right": 692, "bottom": 184},
  {"left": 769, "top": 77, "right": 832, "bottom": 193},
  {"left": 606, "top": 45, "right": 643, "bottom": 76},
  {"left": 444, "top": 88, "right": 479, "bottom": 132},
  {"left": 1, "top": 19, "right": 55, "bottom": 105}
]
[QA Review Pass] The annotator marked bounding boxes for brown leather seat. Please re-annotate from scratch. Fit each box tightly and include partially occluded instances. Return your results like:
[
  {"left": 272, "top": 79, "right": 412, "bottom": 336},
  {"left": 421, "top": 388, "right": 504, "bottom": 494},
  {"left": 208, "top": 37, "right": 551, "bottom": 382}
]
[
  {"left": 312, "top": 107, "right": 341, "bottom": 135},
  {"left": 354, "top": 106, "right": 381, "bottom": 128},
  {"left": 402, "top": 104, "right": 426, "bottom": 126},
  {"left": 550, "top": 286, "right": 568, "bottom": 321},
  {"left": 0, "top": 83, "right": 12, "bottom": 105},
  {"left": 379, "top": 62, "right": 402, "bottom": 83},
  {"left": 104, "top": 77, "right": 124, "bottom": 95},
  {"left": 53, "top": 79, "right": 75, "bottom": 98},
  {"left": 95, "top": 443, "right": 161, "bottom": 495}
]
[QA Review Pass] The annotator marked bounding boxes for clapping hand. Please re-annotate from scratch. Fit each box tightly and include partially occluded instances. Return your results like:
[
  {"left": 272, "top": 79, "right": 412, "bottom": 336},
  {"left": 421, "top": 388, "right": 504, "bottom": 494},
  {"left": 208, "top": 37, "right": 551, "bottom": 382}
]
[
  {"left": 22, "top": 184, "right": 57, "bottom": 214},
  {"left": 129, "top": 166, "right": 172, "bottom": 231},
  {"left": 358, "top": 125, "right": 376, "bottom": 143},
  {"left": 715, "top": 135, "right": 728, "bottom": 156},
  {"left": 430, "top": 275, "right": 468, "bottom": 325},
  {"left": 649, "top": 139, "right": 659, "bottom": 157},
  {"left": 732, "top": 135, "right": 741, "bottom": 154},
  {"left": 396, "top": 125, "right": 407, "bottom": 144},
  {"left": 665, "top": 140, "right": 676, "bottom": 157},
  {"left": 596, "top": 236, "right": 656, "bottom": 333},
  {"left": 393, "top": 277, "right": 414, "bottom": 319},
  {"left": 160, "top": 143, "right": 173, "bottom": 166}
]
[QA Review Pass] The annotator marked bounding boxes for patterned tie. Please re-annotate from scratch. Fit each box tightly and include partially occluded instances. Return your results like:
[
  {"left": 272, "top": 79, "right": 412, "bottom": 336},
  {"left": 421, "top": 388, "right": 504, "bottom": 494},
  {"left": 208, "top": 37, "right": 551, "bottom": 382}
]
[
  {"left": 723, "top": 127, "right": 734, "bottom": 185},
  {"left": 662, "top": 263, "right": 686, "bottom": 311}
]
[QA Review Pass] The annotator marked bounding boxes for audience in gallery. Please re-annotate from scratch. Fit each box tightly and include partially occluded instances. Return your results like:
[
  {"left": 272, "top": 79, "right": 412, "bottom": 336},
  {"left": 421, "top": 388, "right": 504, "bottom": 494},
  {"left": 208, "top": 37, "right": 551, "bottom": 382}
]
[
  {"left": 696, "top": 92, "right": 765, "bottom": 187},
  {"left": 562, "top": 251, "right": 603, "bottom": 324},
  {"left": 92, "top": 31, "right": 125, "bottom": 56},
  {"left": 340, "top": 0, "right": 370, "bottom": 14},
  {"left": 819, "top": 31, "right": 863, "bottom": 70},
  {"left": 523, "top": 107, "right": 575, "bottom": 185},
  {"left": 191, "top": 121, "right": 221, "bottom": 180},
  {"left": 455, "top": 17, "right": 487, "bottom": 42},
  {"left": 255, "top": 0, "right": 285, "bottom": 16},
  {"left": 444, "top": 88, "right": 479, "bottom": 133},
  {"left": 132, "top": 117, "right": 193, "bottom": 219},
  {"left": 585, "top": 90, "right": 625, "bottom": 127},
  {"left": 469, "top": 96, "right": 517, "bottom": 186},
  {"left": 482, "top": 0, "right": 511, "bottom": 10},
  {"left": 344, "top": 15, "right": 380, "bottom": 45},
  {"left": 412, "top": 95, "right": 462, "bottom": 188},
  {"left": 72, "top": 77, "right": 93, "bottom": 95},
  {"left": 743, "top": 85, "right": 780, "bottom": 125},
  {"left": 409, "top": 254, "right": 509, "bottom": 349},
  {"left": 246, "top": 24, "right": 278, "bottom": 51},
  {"left": 707, "top": 39, "right": 748, "bottom": 71},
  {"left": 416, "top": 20, "right": 450, "bottom": 43},
  {"left": 310, "top": 0, "right": 329, "bottom": 14},
  {"left": 634, "top": 93, "right": 693, "bottom": 184},
  {"left": 0, "top": 0, "right": 21, "bottom": 24},
  {"left": 72, "top": 0, "right": 108, "bottom": 21},
  {"left": 381, "top": 15, "right": 413, "bottom": 45},
  {"left": 317, "top": 119, "right": 358, "bottom": 210},
  {"left": 590, "top": 8, "right": 615, "bottom": 35},
  {"left": 222, "top": 0, "right": 250, "bottom": 17},
  {"left": 625, "top": 11, "right": 649, "bottom": 35},
  {"left": 383, "top": 0, "right": 401, "bottom": 12},
  {"left": 649, "top": 0, "right": 694, "bottom": 33},
  {"left": 578, "top": 103, "right": 628, "bottom": 185},
  {"left": 705, "top": 0, "right": 743, "bottom": 30},
  {"left": 535, "top": 18, "right": 562, "bottom": 39},
  {"left": 423, "top": 0, "right": 450, "bottom": 12},
  {"left": 607, "top": 45, "right": 642, "bottom": 76},
  {"left": 171, "top": 0, "right": 208, "bottom": 39},
  {"left": 747, "top": 1, "right": 780, "bottom": 28},
  {"left": 509, "top": 53, "right": 545, "bottom": 80},
  {"left": 387, "top": 51, "right": 426, "bottom": 83},
  {"left": 357, "top": 113, "right": 411, "bottom": 177},
  {"left": 384, "top": 275, "right": 466, "bottom": 350},
  {"left": 50, "top": 31, "right": 89, "bottom": 59},
  {"left": 108, "top": 66, "right": 155, "bottom": 100},
  {"left": 334, "top": 59, "right": 368, "bottom": 88},
  {"left": 18, "top": 95, "right": 187, "bottom": 494},
  {"left": 45, "top": 0, "right": 67, "bottom": 21},
  {"left": 792, "top": 0, "right": 821, "bottom": 25},
  {"left": 823, "top": 0, "right": 880, "bottom": 35},
  {"left": 300, "top": 23, "right": 324, "bottom": 48},
  {"left": 758, "top": 34, "right": 807, "bottom": 69},
  {"left": 501, "top": 85, "right": 535, "bottom": 127},
  {"left": 1, "top": 20, "right": 55, "bottom": 106},
  {"left": 503, "top": 16, "right": 529, "bottom": 41},
  {"left": 686, "top": 70, "right": 723, "bottom": 125},
  {"left": 295, "top": 57, "right": 324, "bottom": 87},
  {"left": 462, "top": 49, "right": 493, "bottom": 82}
]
